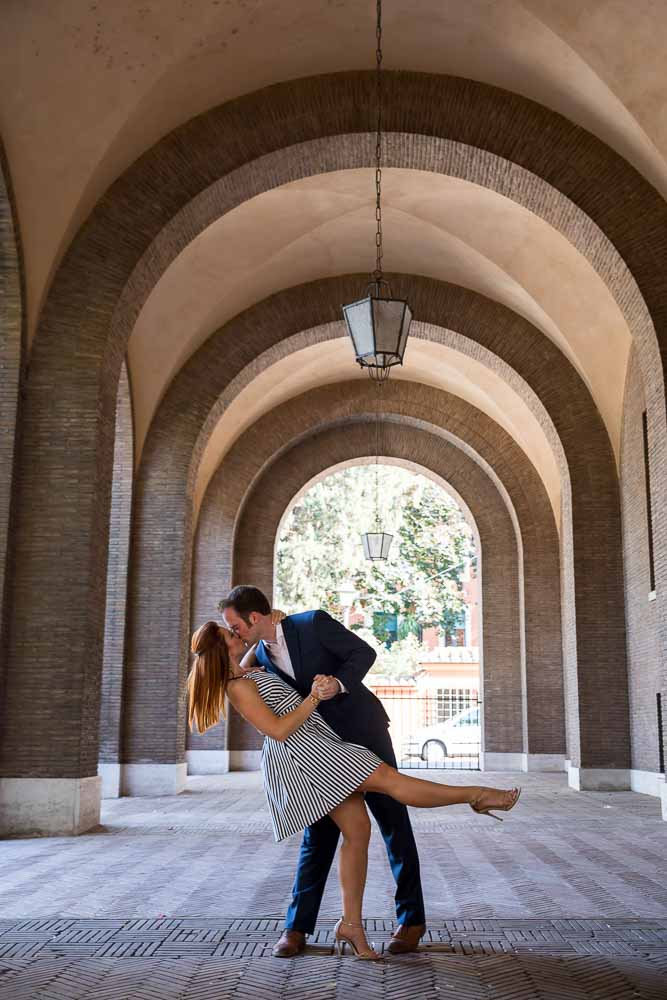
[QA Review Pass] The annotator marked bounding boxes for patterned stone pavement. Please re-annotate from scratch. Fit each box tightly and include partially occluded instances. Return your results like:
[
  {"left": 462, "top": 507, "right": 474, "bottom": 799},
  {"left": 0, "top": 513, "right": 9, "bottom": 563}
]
[{"left": 1, "top": 772, "right": 666, "bottom": 997}]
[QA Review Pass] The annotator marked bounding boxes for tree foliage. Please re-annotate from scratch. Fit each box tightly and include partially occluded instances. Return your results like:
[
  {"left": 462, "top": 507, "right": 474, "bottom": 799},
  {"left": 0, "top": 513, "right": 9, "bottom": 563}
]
[
  {"left": 275, "top": 465, "right": 474, "bottom": 643},
  {"left": 351, "top": 627, "right": 433, "bottom": 679}
]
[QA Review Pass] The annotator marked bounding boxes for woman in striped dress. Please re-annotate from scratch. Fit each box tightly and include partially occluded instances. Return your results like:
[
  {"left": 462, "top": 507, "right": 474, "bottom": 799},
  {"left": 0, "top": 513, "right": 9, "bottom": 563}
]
[{"left": 188, "top": 620, "right": 520, "bottom": 961}]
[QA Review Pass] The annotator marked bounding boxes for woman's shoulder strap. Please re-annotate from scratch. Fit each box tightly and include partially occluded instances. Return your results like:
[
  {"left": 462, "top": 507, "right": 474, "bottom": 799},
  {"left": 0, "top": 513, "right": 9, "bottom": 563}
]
[{"left": 229, "top": 670, "right": 263, "bottom": 683}]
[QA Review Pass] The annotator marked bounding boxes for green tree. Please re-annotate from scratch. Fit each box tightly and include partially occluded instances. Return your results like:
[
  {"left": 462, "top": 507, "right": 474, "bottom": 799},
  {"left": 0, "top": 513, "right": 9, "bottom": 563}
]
[
  {"left": 275, "top": 466, "right": 474, "bottom": 637},
  {"left": 357, "top": 479, "right": 472, "bottom": 639},
  {"left": 351, "top": 627, "right": 431, "bottom": 680}
]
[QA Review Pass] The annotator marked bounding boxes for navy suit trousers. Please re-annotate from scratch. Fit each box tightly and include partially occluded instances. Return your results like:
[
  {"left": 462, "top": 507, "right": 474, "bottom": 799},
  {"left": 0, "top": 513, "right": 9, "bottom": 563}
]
[{"left": 285, "top": 726, "right": 426, "bottom": 933}]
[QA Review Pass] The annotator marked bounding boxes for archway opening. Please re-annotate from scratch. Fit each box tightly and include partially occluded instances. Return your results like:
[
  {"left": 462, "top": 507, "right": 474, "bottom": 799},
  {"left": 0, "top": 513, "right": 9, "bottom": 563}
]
[{"left": 274, "top": 462, "right": 481, "bottom": 769}]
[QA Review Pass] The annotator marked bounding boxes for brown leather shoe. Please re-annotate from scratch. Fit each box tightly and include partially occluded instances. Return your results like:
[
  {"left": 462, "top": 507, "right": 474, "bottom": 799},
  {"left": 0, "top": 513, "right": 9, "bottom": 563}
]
[
  {"left": 387, "top": 923, "right": 426, "bottom": 954},
  {"left": 272, "top": 929, "right": 306, "bottom": 958}
]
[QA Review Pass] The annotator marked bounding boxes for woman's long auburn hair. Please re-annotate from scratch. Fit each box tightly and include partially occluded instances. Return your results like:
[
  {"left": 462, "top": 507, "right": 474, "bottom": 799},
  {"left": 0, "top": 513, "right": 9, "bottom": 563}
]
[{"left": 188, "top": 621, "right": 232, "bottom": 733}]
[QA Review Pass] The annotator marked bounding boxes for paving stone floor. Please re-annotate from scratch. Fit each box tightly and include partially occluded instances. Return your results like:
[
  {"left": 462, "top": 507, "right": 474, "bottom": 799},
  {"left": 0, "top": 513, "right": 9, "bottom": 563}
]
[{"left": 1, "top": 771, "right": 666, "bottom": 998}]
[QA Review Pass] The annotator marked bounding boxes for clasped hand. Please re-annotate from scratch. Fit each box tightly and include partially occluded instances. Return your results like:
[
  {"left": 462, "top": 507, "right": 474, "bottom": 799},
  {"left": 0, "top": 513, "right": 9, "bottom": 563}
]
[{"left": 311, "top": 674, "right": 340, "bottom": 700}]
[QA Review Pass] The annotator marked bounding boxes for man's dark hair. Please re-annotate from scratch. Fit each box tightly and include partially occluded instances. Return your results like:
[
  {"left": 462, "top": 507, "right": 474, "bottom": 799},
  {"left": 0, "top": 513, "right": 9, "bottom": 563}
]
[{"left": 219, "top": 585, "right": 271, "bottom": 622}]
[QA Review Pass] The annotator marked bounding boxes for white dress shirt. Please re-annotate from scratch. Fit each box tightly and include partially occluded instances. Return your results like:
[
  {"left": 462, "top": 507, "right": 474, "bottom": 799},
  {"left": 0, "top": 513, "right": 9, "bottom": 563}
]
[
  {"left": 263, "top": 621, "right": 347, "bottom": 693},
  {"left": 263, "top": 622, "right": 295, "bottom": 679}
]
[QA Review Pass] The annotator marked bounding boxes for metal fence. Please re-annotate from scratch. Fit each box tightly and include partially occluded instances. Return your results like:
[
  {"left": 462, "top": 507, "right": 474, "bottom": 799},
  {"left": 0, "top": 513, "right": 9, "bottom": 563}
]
[{"left": 374, "top": 686, "right": 481, "bottom": 770}]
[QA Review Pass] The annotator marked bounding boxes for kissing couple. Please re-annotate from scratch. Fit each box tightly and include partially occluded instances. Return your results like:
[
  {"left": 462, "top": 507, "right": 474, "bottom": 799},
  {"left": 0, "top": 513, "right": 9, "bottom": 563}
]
[{"left": 188, "top": 585, "right": 520, "bottom": 961}]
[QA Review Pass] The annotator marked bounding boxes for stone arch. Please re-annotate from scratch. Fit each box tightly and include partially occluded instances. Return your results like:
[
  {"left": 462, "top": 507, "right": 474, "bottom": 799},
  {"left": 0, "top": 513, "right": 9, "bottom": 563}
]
[
  {"left": 6, "top": 71, "right": 657, "bottom": 827},
  {"left": 192, "top": 380, "right": 564, "bottom": 776}
]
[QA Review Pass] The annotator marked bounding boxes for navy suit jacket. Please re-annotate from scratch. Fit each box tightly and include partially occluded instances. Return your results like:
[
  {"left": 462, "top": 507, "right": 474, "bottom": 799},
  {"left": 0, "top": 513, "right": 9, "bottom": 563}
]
[{"left": 254, "top": 610, "right": 390, "bottom": 746}]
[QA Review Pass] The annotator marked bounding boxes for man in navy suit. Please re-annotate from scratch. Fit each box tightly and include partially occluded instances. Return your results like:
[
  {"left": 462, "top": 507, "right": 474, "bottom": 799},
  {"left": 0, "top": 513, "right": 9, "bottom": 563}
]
[{"left": 220, "top": 585, "right": 426, "bottom": 957}]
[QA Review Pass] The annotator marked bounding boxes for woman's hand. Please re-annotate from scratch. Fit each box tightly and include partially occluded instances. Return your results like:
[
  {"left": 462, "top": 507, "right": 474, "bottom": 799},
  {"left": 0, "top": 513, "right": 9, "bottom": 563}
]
[
  {"left": 271, "top": 609, "right": 287, "bottom": 625},
  {"left": 310, "top": 679, "right": 325, "bottom": 701},
  {"left": 311, "top": 674, "right": 340, "bottom": 701}
]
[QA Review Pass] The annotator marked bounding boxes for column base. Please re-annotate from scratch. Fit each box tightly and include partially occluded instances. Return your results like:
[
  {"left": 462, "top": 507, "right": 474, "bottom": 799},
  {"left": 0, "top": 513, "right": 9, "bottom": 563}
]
[
  {"left": 0, "top": 776, "right": 101, "bottom": 837},
  {"left": 230, "top": 750, "right": 262, "bottom": 771},
  {"left": 120, "top": 762, "right": 187, "bottom": 796},
  {"left": 98, "top": 762, "right": 121, "bottom": 799},
  {"left": 521, "top": 753, "right": 566, "bottom": 772},
  {"left": 480, "top": 752, "right": 523, "bottom": 771},
  {"left": 567, "top": 766, "right": 631, "bottom": 791},
  {"left": 186, "top": 750, "right": 230, "bottom": 775},
  {"left": 629, "top": 769, "right": 666, "bottom": 798}
]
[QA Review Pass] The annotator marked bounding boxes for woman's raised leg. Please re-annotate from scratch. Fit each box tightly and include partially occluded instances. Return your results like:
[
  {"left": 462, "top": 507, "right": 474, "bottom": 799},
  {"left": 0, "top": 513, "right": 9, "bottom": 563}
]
[
  {"left": 359, "top": 763, "right": 519, "bottom": 815},
  {"left": 328, "top": 793, "right": 380, "bottom": 960}
]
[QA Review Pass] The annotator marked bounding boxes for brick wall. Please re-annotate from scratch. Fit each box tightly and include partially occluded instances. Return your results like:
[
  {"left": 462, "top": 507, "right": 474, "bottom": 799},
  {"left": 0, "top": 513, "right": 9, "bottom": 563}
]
[
  {"left": 620, "top": 348, "right": 663, "bottom": 772},
  {"left": 99, "top": 364, "right": 133, "bottom": 765},
  {"left": 0, "top": 148, "right": 23, "bottom": 697}
]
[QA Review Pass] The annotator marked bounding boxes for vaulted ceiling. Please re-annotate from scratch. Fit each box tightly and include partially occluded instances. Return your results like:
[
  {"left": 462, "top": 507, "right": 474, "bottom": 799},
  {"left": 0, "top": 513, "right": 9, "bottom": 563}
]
[{"left": 3, "top": 0, "right": 665, "bottom": 518}]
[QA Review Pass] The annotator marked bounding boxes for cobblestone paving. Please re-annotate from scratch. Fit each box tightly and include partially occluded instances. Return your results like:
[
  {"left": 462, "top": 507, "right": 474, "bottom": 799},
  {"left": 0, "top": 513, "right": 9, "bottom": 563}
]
[
  {"left": 1, "top": 773, "right": 666, "bottom": 997},
  {"left": 0, "top": 918, "right": 666, "bottom": 998},
  {"left": 2, "top": 773, "right": 665, "bottom": 921}
]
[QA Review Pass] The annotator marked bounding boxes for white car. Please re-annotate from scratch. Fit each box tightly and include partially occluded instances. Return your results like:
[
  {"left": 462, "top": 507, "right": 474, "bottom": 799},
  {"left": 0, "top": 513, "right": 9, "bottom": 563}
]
[{"left": 402, "top": 706, "right": 481, "bottom": 762}]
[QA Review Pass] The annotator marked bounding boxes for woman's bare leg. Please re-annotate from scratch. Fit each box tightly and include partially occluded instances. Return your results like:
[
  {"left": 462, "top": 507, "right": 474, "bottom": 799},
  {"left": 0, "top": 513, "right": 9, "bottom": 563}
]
[
  {"left": 328, "top": 794, "right": 378, "bottom": 957},
  {"left": 359, "top": 763, "right": 518, "bottom": 811}
]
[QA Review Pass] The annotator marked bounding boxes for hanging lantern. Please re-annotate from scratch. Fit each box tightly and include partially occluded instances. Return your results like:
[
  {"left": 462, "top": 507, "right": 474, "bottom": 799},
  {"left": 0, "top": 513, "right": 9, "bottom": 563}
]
[
  {"left": 342, "top": 0, "right": 412, "bottom": 383},
  {"left": 343, "top": 292, "right": 412, "bottom": 381},
  {"left": 361, "top": 530, "right": 394, "bottom": 562},
  {"left": 360, "top": 391, "right": 393, "bottom": 561}
]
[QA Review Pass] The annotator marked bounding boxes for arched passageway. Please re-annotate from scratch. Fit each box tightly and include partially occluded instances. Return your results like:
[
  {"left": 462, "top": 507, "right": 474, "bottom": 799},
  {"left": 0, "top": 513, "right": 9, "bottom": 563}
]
[
  {"left": 122, "top": 275, "right": 612, "bottom": 799},
  {"left": 227, "top": 423, "right": 564, "bottom": 769},
  {"left": 191, "top": 383, "right": 565, "bottom": 778},
  {"left": 1, "top": 13, "right": 666, "bottom": 833}
]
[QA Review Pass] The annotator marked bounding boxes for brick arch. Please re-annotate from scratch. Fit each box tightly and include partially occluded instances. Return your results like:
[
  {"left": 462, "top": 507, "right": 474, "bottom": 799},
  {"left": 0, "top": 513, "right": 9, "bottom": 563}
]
[
  {"left": 229, "top": 420, "right": 527, "bottom": 766},
  {"left": 276, "top": 454, "right": 484, "bottom": 556},
  {"left": 191, "top": 381, "right": 565, "bottom": 772},
  {"left": 123, "top": 274, "right": 618, "bottom": 788},
  {"left": 6, "top": 71, "right": 655, "bottom": 825},
  {"left": 0, "top": 145, "right": 24, "bottom": 708},
  {"left": 39, "top": 72, "right": 663, "bottom": 384},
  {"left": 119, "top": 134, "right": 661, "bottom": 464}
]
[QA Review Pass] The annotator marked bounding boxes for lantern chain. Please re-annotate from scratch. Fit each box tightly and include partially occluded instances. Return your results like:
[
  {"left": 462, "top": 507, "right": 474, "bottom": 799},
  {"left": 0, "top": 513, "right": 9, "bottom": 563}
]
[
  {"left": 375, "top": 380, "right": 382, "bottom": 528},
  {"left": 373, "top": 0, "right": 383, "bottom": 287}
]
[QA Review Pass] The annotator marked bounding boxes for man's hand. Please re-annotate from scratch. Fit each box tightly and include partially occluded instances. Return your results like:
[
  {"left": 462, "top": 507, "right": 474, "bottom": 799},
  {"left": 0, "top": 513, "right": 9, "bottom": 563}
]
[{"left": 312, "top": 674, "right": 341, "bottom": 701}]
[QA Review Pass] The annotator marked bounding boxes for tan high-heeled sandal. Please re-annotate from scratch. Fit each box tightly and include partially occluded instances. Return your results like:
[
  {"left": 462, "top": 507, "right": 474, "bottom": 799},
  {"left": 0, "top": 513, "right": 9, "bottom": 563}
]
[
  {"left": 470, "top": 786, "right": 521, "bottom": 821},
  {"left": 333, "top": 918, "right": 382, "bottom": 961}
]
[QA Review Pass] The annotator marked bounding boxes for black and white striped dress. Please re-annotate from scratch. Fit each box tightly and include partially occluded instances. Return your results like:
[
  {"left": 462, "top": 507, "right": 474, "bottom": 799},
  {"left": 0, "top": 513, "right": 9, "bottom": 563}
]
[{"left": 240, "top": 670, "right": 383, "bottom": 842}]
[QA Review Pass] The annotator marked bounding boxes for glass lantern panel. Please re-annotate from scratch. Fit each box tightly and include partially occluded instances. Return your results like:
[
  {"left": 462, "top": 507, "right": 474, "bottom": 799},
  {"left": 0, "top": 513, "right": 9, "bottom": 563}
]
[
  {"left": 362, "top": 532, "right": 380, "bottom": 560},
  {"left": 343, "top": 298, "right": 374, "bottom": 359},
  {"left": 397, "top": 302, "right": 412, "bottom": 360},
  {"left": 371, "top": 298, "right": 405, "bottom": 357},
  {"left": 362, "top": 531, "right": 393, "bottom": 561},
  {"left": 380, "top": 532, "right": 394, "bottom": 559}
]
